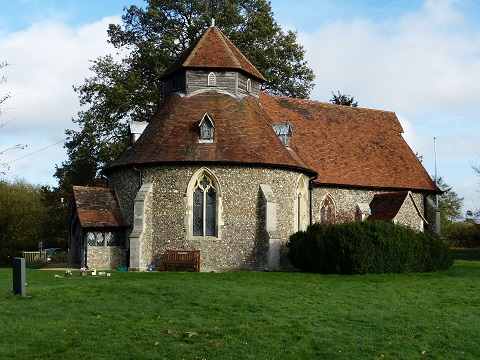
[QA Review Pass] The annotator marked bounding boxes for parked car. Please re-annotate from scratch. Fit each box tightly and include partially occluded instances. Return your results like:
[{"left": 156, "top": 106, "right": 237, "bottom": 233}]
[{"left": 34, "top": 248, "right": 65, "bottom": 262}]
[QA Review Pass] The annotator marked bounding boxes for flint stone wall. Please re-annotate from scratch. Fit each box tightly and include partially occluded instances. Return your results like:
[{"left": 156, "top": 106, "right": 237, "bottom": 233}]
[
  {"left": 87, "top": 247, "right": 127, "bottom": 270},
  {"left": 108, "top": 165, "right": 432, "bottom": 271},
  {"left": 109, "top": 165, "right": 306, "bottom": 270},
  {"left": 311, "top": 187, "right": 427, "bottom": 230}
]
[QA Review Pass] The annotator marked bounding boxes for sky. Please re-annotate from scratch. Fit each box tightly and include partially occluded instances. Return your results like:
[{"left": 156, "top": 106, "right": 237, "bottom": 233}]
[{"left": 1, "top": 0, "right": 479, "bottom": 217}]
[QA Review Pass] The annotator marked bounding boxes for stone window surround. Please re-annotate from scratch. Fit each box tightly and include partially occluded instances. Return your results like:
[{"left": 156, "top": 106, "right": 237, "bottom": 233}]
[{"left": 185, "top": 167, "right": 224, "bottom": 240}]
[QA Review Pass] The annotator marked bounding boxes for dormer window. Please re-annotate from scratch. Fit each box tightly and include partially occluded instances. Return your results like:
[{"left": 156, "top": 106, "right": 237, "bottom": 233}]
[
  {"left": 199, "top": 113, "right": 215, "bottom": 142},
  {"left": 208, "top": 72, "right": 216, "bottom": 86},
  {"left": 271, "top": 121, "right": 293, "bottom": 148},
  {"left": 128, "top": 120, "right": 148, "bottom": 146}
]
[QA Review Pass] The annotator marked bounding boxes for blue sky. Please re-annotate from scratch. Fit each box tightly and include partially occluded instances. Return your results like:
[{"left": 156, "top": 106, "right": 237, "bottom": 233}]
[{"left": 1, "top": 0, "right": 479, "bottom": 216}]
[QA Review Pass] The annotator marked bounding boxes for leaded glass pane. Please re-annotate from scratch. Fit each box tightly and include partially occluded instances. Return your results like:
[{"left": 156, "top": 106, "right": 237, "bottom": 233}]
[
  {"left": 106, "top": 232, "right": 115, "bottom": 246},
  {"left": 205, "top": 187, "right": 216, "bottom": 236},
  {"left": 96, "top": 232, "right": 105, "bottom": 247},
  {"left": 87, "top": 232, "right": 96, "bottom": 247},
  {"left": 193, "top": 188, "right": 204, "bottom": 236},
  {"left": 200, "top": 176, "right": 210, "bottom": 189}
]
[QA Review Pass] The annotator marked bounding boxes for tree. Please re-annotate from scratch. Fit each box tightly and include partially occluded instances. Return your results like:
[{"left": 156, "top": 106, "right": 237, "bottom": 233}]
[
  {"left": 0, "top": 61, "right": 10, "bottom": 111},
  {"left": 55, "top": 0, "right": 315, "bottom": 192},
  {"left": 473, "top": 163, "right": 480, "bottom": 220},
  {"left": 0, "top": 179, "right": 67, "bottom": 266},
  {"left": 329, "top": 91, "right": 358, "bottom": 107},
  {"left": 435, "top": 176, "right": 463, "bottom": 226},
  {"left": 1, "top": 61, "right": 25, "bottom": 174}
]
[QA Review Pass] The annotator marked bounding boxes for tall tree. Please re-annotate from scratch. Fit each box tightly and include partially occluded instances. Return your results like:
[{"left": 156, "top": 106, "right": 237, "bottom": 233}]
[
  {"left": 55, "top": 0, "right": 315, "bottom": 191},
  {"left": 329, "top": 91, "right": 358, "bottom": 107}
]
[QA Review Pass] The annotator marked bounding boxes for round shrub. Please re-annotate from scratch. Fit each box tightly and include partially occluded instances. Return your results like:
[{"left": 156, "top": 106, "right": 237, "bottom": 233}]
[{"left": 286, "top": 221, "right": 452, "bottom": 274}]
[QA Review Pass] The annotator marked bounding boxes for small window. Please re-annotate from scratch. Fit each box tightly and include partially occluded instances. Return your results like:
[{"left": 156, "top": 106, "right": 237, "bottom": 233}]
[
  {"left": 199, "top": 113, "right": 215, "bottom": 142},
  {"left": 86, "top": 231, "right": 124, "bottom": 247},
  {"left": 246, "top": 78, "right": 252, "bottom": 93},
  {"left": 208, "top": 72, "right": 216, "bottom": 86}
]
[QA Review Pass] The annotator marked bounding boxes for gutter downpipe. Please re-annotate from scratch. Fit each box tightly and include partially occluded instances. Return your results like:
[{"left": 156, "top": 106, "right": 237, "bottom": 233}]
[
  {"left": 309, "top": 175, "right": 318, "bottom": 226},
  {"left": 133, "top": 166, "right": 143, "bottom": 189}
]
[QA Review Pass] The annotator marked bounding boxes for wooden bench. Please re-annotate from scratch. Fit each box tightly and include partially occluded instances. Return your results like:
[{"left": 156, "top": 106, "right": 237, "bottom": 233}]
[{"left": 161, "top": 250, "right": 200, "bottom": 272}]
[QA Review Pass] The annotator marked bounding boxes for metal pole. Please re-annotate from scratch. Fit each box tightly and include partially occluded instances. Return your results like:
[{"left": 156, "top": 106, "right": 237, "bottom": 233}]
[{"left": 434, "top": 137, "right": 438, "bottom": 206}]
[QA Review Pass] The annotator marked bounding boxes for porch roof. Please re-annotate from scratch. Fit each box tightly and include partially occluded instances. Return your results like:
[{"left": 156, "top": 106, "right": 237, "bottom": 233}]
[{"left": 72, "top": 186, "right": 129, "bottom": 228}]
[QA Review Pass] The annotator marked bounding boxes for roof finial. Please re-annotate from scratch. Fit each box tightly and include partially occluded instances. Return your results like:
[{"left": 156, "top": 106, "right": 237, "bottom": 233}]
[{"left": 209, "top": 0, "right": 217, "bottom": 27}]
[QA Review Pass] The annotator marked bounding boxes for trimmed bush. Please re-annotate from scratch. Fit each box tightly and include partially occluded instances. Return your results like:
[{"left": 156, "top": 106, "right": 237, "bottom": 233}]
[{"left": 287, "top": 221, "right": 452, "bottom": 274}]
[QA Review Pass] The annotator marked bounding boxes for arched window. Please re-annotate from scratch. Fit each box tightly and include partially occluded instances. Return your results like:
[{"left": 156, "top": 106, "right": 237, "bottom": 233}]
[
  {"left": 193, "top": 175, "right": 216, "bottom": 236},
  {"left": 321, "top": 195, "right": 335, "bottom": 224},
  {"left": 208, "top": 72, "right": 216, "bottom": 86},
  {"left": 246, "top": 78, "right": 252, "bottom": 93},
  {"left": 294, "top": 175, "right": 308, "bottom": 232},
  {"left": 186, "top": 168, "right": 223, "bottom": 239}
]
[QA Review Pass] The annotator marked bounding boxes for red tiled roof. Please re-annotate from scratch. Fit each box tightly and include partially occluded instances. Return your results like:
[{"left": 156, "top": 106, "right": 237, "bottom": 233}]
[
  {"left": 72, "top": 186, "right": 129, "bottom": 228},
  {"left": 160, "top": 26, "right": 266, "bottom": 82},
  {"left": 106, "top": 91, "right": 313, "bottom": 174},
  {"left": 260, "top": 93, "right": 439, "bottom": 192},
  {"left": 368, "top": 191, "right": 427, "bottom": 223},
  {"left": 105, "top": 90, "right": 439, "bottom": 193},
  {"left": 368, "top": 191, "right": 410, "bottom": 222}
]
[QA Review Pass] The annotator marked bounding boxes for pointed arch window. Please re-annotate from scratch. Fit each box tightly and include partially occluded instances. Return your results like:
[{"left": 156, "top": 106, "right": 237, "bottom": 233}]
[
  {"left": 208, "top": 72, "right": 216, "bottom": 86},
  {"left": 321, "top": 195, "right": 335, "bottom": 224},
  {"left": 186, "top": 168, "right": 223, "bottom": 239},
  {"left": 193, "top": 175, "right": 217, "bottom": 236},
  {"left": 246, "top": 78, "right": 252, "bottom": 93}
]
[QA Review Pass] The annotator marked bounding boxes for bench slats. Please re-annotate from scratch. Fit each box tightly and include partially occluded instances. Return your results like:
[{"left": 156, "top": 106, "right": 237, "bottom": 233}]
[{"left": 161, "top": 250, "right": 200, "bottom": 272}]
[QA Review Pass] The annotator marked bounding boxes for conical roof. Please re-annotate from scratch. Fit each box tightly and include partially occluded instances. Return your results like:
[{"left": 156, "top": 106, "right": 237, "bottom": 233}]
[
  {"left": 160, "top": 26, "right": 266, "bottom": 82},
  {"left": 104, "top": 92, "right": 311, "bottom": 174}
]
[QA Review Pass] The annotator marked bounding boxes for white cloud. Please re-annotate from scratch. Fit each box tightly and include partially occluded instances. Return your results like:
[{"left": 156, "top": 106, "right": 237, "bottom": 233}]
[
  {"left": 299, "top": 0, "right": 480, "bottom": 118},
  {"left": 1, "top": 16, "right": 122, "bottom": 185},
  {"left": 294, "top": 0, "right": 480, "bottom": 215}
]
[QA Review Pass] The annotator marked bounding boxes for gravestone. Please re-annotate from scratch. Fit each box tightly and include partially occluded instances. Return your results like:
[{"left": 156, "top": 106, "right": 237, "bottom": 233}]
[{"left": 13, "top": 257, "right": 27, "bottom": 296}]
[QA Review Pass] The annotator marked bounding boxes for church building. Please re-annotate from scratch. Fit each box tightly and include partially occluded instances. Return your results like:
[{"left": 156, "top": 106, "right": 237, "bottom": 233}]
[{"left": 67, "top": 26, "right": 440, "bottom": 271}]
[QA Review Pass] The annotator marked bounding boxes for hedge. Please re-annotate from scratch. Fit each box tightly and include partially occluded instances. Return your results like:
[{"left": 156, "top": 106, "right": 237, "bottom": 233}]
[{"left": 287, "top": 221, "right": 452, "bottom": 274}]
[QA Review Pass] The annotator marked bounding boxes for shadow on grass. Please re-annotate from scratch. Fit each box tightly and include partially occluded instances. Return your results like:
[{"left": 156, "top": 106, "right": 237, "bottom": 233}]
[{"left": 451, "top": 249, "right": 480, "bottom": 261}]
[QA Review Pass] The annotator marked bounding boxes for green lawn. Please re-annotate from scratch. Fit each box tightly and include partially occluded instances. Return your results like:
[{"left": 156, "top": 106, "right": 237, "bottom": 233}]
[{"left": 1, "top": 261, "right": 480, "bottom": 359}]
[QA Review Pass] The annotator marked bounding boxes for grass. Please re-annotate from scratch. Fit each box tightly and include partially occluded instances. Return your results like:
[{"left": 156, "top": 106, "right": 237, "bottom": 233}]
[{"left": 1, "top": 261, "right": 480, "bottom": 359}]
